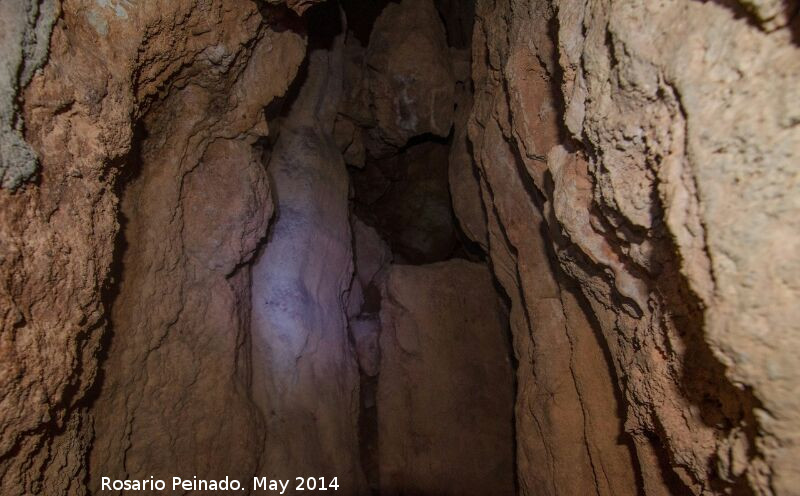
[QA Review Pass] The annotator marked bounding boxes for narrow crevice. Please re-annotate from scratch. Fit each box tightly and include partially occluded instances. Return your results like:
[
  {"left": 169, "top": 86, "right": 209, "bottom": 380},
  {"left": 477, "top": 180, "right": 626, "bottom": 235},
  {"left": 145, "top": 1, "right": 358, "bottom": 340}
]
[
  {"left": 82, "top": 121, "right": 148, "bottom": 491},
  {"left": 4, "top": 0, "right": 787, "bottom": 495}
]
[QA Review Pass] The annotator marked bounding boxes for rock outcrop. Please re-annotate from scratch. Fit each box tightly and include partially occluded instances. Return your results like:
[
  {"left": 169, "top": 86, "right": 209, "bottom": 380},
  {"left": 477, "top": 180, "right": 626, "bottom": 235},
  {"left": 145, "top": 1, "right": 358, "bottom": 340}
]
[
  {"left": 90, "top": 22, "right": 307, "bottom": 495},
  {"left": 363, "top": 0, "right": 455, "bottom": 154},
  {"left": 463, "top": 0, "right": 800, "bottom": 493},
  {"left": 0, "top": 0, "right": 59, "bottom": 189},
  {"left": 335, "top": 0, "right": 457, "bottom": 160}
]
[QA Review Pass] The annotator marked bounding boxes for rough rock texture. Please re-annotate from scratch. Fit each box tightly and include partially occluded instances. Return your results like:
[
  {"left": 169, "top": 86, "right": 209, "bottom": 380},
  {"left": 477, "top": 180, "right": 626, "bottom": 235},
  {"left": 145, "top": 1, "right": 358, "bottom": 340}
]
[
  {"left": 0, "top": 0, "right": 59, "bottom": 189},
  {"left": 89, "top": 20, "right": 306, "bottom": 491},
  {"left": 378, "top": 260, "right": 514, "bottom": 496},
  {"left": 448, "top": 47, "right": 487, "bottom": 248},
  {"left": 360, "top": 0, "right": 455, "bottom": 156},
  {"left": 465, "top": 90, "right": 642, "bottom": 494},
  {"left": 464, "top": 0, "right": 800, "bottom": 493},
  {"left": 334, "top": 0, "right": 459, "bottom": 174},
  {"left": 249, "top": 19, "right": 368, "bottom": 492},
  {"left": 1, "top": 1, "right": 304, "bottom": 494},
  {"left": 345, "top": 217, "right": 392, "bottom": 494},
  {"left": 2, "top": 0, "right": 797, "bottom": 494}
]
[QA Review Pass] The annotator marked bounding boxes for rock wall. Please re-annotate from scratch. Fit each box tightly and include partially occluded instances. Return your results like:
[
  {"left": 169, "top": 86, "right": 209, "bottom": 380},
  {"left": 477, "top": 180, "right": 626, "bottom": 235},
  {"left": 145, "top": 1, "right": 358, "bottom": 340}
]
[
  {"left": 249, "top": 14, "right": 368, "bottom": 492},
  {"left": 378, "top": 260, "right": 514, "bottom": 496},
  {"left": 335, "top": 0, "right": 456, "bottom": 162},
  {"left": 89, "top": 17, "right": 306, "bottom": 491},
  {"left": 0, "top": 0, "right": 797, "bottom": 494},
  {"left": 463, "top": 0, "right": 800, "bottom": 494},
  {"left": 0, "top": 0, "right": 59, "bottom": 189},
  {"left": 0, "top": 0, "right": 305, "bottom": 494},
  {"left": 362, "top": 0, "right": 455, "bottom": 155}
]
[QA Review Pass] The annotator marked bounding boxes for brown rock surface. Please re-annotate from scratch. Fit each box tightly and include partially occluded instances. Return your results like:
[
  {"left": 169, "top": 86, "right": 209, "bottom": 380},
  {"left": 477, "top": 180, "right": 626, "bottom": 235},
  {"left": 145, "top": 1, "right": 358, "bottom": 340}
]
[
  {"left": 468, "top": 108, "right": 641, "bottom": 495},
  {"left": 378, "top": 260, "right": 514, "bottom": 496},
  {"left": 448, "top": 48, "right": 487, "bottom": 250},
  {"left": 87, "top": 4, "right": 307, "bottom": 492},
  {"left": 364, "top": 0, "right": 455, "bottom": 154},
  {"left": 1, "top": 1, "right": 304, "bottom": 494},
  {"left": 467, "top": 0, "right": 800, "bottom": 493},
  {"left": 348, "top": 218, "right": 391, "bottom": 377},
  {"left": 553, "top": 4, "right": 800, "bottom": 491},
  {"left": 0, "top": 0, "right": 797, "bottom": 494},
  {"left": 0, "top": 0, "right": 58, "bottom": 189}
]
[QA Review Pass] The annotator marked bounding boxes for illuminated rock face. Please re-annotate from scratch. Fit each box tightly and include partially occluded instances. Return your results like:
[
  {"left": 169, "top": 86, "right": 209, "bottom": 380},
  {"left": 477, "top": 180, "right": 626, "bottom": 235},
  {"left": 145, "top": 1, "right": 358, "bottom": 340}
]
[
  {"left": 249, "top": 30, "right": 368, "bottom": 493},
  {"left": 85, "top": 7, "right": 309, "bottom": 495},
  {"left": 0, "top": 0, "right": 797, "bottom": 494}
]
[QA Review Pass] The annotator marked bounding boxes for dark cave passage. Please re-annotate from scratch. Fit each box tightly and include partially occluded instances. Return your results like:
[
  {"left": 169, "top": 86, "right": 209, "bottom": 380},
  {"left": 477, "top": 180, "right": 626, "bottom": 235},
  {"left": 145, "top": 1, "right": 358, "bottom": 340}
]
[
  {"left": 85, "top": 0, "right": 656, "bottom": 494},
  {"left": 92, "top": 0, "right": 518, "bottom": 494},
  {"left": 1, "top": 0, "right": 786, "bottom": 494},
  {"left": 272, "top": 2, "right": 517, "bottom": 494}
]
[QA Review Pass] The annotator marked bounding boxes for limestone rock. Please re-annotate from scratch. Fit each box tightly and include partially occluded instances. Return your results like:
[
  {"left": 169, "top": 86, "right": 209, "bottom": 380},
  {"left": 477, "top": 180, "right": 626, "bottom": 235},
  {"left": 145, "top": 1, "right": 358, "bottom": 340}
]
[
  {"left": 87, "top": 8, "right": 307, "bottom": 494},
  {"left": 378, "top": 260, "right": 514, "bottom": 496},
  {"left": 1, "top": 0, "right": 796, "bottom": 494},
  {"left": 0, "top": 0, "right": 58, "bottom": 189},
  {"left": 364, "top": 0, "right": 455, "bottom": 154},
  {"left": 248, "top": 23, "right": 368, "bottom": 494},
  {"left": 352, "top": 218, "right": 392, "bottom": 292},
  {"left": 349, "top": 316, "right": 382, "bottom": 377},
  {"left": 448, "top": 48, "right": 487, "bottom": 249},
  {"left": 0, "top": 1, "right": 305, "bottom": 494},
  {"left": 468, "top": 0, "right": 800, "bottom": 493},
  {"left": 347, "top": 219, "right": 390, "bottom": 378},
  {"left": 334, "top": 114, "right": 367, "bottom": 167}
]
